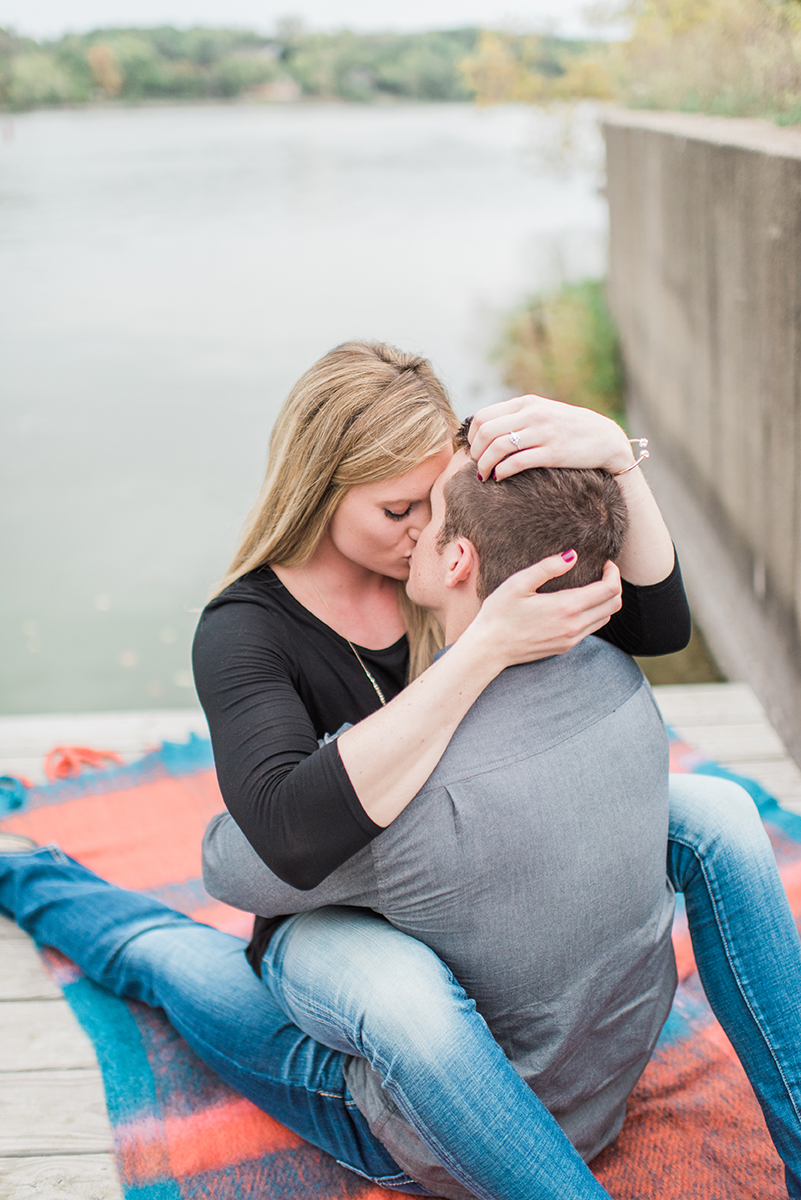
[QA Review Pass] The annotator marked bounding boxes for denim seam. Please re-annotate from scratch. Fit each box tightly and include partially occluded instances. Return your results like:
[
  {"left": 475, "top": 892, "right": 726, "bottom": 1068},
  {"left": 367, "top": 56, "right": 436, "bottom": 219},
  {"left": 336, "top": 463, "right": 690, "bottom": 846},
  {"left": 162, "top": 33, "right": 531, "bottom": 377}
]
[
  {"left": 158, "top": 1012, "right": 352, "bottom": 1102},
  {"left": 674, "top": 833, "right": 801, "bottom": 1131},
  {"left": 17, "top": 845, "right": 70, "bottom": 864},
  {"left": 334, "top": 1161, "right": 419, "bottom": 1187},
  {"left": 273, "top": 982, "right": 499, "bottom": 1200},
  {"left": 369, "top": 1080, "right": 512, "bottom": 1200},
  {"left": 345, "top": 1039, "right": 501, "bottom": 1200}
]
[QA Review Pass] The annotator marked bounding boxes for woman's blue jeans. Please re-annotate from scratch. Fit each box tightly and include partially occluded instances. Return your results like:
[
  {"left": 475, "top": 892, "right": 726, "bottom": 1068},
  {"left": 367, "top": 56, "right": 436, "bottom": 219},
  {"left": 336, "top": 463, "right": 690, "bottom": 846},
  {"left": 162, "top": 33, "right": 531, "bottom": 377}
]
[
  {"left": 667, "top": 774, "right": 801, "bottom": 1198},
  {"left": 1, "top": 773, "right": 800, "bottom": 1200}
]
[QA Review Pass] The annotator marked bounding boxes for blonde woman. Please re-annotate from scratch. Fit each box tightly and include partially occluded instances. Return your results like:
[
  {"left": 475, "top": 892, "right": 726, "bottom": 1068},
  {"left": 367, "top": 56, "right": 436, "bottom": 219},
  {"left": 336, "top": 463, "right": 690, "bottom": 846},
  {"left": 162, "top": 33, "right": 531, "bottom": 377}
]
[{"left": 2, "top": 342, "right": 800, "bottom": 1200}]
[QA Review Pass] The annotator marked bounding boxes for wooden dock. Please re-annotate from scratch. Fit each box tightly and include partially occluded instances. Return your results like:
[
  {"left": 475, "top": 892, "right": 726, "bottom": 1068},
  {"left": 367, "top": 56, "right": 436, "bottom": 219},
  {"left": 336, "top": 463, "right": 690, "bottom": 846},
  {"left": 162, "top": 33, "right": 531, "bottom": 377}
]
[
  {"left": 1, "top": 686, "right": 800, "bottom": 1199},
  {"left": 0, "top": 710, "right": 206, "bottom": 1200}
]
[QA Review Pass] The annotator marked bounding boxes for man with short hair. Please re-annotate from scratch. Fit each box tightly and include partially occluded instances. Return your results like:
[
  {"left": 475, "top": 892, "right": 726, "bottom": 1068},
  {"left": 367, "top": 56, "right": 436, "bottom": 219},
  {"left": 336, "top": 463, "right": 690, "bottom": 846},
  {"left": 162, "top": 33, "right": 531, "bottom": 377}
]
[{"left": 204, "top": 447, "right": 676, "bottom": 1197}]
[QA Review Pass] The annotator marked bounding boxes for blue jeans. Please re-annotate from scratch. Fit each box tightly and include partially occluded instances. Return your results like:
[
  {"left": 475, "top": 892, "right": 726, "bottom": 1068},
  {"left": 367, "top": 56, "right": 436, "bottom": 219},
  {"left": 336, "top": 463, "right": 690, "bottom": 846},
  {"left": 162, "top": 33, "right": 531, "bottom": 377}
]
[
  {"left": 1, "top": 773, "right": 800, "bottom": 1198},
  {"left": 0, "top": 845, "right": 423, "bottom": 1190},
  {"left": 0, "top": 844, "right": 608, "bottom": 1200},
  {"left": 259, "top": 773, "right": 801, "bottom": 1199},
  {"left": 667, "top": 774, "right": 801, "bottom": 1198}
]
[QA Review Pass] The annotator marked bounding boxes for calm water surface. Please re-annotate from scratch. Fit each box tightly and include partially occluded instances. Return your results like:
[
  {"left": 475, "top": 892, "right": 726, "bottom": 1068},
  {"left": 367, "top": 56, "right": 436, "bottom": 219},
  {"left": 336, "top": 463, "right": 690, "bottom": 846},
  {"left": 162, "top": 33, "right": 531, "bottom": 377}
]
[{"left": 1, "top": 102, "right": 606, "bottom": 714}]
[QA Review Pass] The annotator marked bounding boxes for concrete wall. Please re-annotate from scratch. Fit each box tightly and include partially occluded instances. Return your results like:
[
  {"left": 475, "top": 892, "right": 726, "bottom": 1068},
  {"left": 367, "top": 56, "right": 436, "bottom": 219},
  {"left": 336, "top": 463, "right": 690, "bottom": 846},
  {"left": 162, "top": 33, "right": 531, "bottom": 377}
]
[{"left": 603, "top": 109, "right": 801, "bottom": 764}]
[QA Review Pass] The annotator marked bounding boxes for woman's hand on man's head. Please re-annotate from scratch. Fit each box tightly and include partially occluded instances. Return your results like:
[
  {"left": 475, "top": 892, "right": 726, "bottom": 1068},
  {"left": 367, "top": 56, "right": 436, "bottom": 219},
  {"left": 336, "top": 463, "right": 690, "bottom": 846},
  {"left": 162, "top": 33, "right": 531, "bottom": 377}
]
[
  {"left": 464, "top": 557, "right": 623, "bottom": 670},
  {"left": 467, "top": 396, "right": 635, "bottom": 482}
]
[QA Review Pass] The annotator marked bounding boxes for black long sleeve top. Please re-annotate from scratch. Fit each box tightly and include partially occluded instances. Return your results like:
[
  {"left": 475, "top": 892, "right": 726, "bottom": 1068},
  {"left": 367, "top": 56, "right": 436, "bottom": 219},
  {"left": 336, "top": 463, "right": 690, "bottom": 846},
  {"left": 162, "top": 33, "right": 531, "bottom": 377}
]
[
  {"left": 194, "top": 557, "right": 690, "bottom": 969},
  {"left": 193, "top": 557, "right": 690, "bottom": 908}
]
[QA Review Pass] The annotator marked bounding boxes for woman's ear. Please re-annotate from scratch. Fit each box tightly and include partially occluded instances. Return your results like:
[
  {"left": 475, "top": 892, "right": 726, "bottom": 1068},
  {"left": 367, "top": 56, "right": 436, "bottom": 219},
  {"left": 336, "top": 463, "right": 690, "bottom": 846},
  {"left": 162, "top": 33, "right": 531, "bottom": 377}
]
[{"left": 445, "top": 539, "right": 479, "bottom": 590}]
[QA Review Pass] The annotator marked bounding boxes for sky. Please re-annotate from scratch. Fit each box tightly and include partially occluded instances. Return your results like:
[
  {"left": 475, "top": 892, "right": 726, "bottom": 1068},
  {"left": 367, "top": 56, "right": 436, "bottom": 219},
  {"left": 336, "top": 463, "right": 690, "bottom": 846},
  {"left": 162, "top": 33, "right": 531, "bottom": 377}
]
[{"left": 0, "top": 0, "right": 619, "bottom": 41}]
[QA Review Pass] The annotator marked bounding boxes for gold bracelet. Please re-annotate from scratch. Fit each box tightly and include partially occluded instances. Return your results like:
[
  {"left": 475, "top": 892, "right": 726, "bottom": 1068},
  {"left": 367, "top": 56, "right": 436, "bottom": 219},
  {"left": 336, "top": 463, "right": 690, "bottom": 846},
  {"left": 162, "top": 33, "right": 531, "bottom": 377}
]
[{"left": 612, "top": 438, "right": 650, "bottom": 476}]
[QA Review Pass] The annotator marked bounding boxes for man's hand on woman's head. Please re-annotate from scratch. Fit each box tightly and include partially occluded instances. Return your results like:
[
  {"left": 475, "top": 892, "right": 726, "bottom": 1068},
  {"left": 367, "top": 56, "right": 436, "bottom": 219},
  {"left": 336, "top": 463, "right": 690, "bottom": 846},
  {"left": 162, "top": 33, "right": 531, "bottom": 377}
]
[
  {"left": 463, "top": 556, "right": 622, "bottom": 670},
  {"left": 467, "top": 395, "right": 636, "bottom": 482}
]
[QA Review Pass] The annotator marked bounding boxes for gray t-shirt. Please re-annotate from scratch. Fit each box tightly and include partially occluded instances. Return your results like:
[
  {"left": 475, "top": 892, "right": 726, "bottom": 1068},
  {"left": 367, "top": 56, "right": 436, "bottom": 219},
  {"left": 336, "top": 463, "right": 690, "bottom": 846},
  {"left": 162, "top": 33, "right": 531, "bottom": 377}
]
[{"left": 204, "top": 637, "right": 676, "bottom": 1192}]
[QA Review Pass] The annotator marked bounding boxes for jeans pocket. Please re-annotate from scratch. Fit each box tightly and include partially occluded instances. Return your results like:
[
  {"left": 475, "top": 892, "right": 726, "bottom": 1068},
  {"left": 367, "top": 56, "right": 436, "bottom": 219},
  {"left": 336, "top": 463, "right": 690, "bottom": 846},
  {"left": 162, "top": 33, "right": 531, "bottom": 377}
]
[{"left": 334, "top": 1160, "right": 434, "bottom": 1194}]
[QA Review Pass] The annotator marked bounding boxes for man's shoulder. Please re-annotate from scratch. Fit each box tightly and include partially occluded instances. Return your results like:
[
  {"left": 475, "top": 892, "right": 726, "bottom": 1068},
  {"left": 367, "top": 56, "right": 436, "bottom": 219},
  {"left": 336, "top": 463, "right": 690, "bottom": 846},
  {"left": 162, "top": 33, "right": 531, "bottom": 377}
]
[
  {"left": 482, "top": 636, "right": 646, "bottom": 718},
  {"left": 424, "top": 638, "right": 660, "bottom": 791}
]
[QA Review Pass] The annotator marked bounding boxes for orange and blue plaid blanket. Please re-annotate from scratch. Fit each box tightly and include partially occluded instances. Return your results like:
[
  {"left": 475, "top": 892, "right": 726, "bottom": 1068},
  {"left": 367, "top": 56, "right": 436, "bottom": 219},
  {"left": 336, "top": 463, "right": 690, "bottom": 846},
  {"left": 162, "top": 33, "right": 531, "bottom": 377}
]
[{"left": 1, "top": 732, "right": 797, "bottom": 1199}]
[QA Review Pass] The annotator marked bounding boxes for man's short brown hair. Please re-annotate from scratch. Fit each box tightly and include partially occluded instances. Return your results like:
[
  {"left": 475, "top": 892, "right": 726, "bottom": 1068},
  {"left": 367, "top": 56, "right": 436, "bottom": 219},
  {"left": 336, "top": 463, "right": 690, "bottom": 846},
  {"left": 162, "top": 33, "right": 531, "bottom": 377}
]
[{"left": 437, "top": 461, "right": 628, "bottom": 601}]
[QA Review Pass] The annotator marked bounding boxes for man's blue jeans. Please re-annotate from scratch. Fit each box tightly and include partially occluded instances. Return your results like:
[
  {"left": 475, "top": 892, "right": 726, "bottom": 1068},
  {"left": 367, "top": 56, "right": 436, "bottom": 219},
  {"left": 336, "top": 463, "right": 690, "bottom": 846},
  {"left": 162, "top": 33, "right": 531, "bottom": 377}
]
[{"left": 1, "top": 773, "right": 800, "bottom": 1199}]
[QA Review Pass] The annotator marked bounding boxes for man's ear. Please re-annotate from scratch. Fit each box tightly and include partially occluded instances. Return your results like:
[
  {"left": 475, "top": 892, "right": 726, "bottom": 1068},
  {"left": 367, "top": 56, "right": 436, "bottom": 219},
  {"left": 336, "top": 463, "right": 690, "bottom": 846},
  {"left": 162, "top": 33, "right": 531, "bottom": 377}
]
[{"left": 444, "top": 538, "right": 479, "bottom": 590}]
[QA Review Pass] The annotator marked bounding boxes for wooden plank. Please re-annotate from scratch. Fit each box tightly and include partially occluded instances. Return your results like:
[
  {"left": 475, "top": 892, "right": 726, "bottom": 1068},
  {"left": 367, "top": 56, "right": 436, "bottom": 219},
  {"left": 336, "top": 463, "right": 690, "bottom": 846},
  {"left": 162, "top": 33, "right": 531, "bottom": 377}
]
[
  {"left": 773, "top": 796, "right": 801, "bottom": 817},
  {"left": 653, "top": 684, "right": 801, "bottom": 812},
  {"left": 0, "top": 999, "right": 98, "bottom": 1071},
  {"left": 0, "top": 1154, "right": 122, "bottom": 1200},
  {"left": 0, "top": 941, "right": 62, "bottom": 1001},
  {"left": 0, "top": 758, "right": 47, "bottom": 786},
  {"left": 719, "top": 758, "right": 801, "bottom": 807},
  {"left": 668, "top": 722, "right": 787, "bottom": 763},
  {"left": 0, "top": 708, "right": 206, "bottom": 748},
  {"left": 0, "top": 1070, "right": 113, "bottom": 1155},
  {"left": 653, "top": 682, "right": 765, "bottom": 725},
  {"left": 0, "top": 709, "right": 208, "bottom": 785},
  {"left": 0, "top": 914, "right": 27, "bottom": 940}
]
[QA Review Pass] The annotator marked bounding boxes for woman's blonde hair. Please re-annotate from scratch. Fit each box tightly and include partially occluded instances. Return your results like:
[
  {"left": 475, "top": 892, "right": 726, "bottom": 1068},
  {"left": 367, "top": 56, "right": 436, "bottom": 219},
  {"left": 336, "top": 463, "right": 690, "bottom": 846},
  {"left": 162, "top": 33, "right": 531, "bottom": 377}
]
[{"left": 215, "top": 340, "right": 459, "bottom": 678}]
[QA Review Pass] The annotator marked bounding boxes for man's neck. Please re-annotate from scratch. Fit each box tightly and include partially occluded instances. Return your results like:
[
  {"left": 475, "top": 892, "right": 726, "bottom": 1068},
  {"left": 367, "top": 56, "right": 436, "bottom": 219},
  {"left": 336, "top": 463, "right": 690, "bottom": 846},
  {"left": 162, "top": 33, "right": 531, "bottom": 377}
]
[{"left": 442, "top": 597, "right": 481, "bottom": 645}]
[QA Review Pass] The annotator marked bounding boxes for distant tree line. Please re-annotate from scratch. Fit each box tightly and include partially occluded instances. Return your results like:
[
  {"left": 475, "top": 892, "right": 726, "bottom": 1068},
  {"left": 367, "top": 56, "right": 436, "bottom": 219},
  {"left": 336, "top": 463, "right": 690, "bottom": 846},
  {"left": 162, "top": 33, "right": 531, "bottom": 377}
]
[
  {"left": 5, "top": 6, "right": 797, "bottom": 123},
  {"left": 465, "top": 1, "right": 801, "bottom": 125},
  {"left": 0, "top": 24, "right": 589, "bottom": 110}
]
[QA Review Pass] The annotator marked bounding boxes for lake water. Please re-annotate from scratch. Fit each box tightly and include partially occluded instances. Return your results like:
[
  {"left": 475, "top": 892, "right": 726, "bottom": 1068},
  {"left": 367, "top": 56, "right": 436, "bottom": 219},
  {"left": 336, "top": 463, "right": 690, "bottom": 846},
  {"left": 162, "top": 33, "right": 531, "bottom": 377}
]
[{"left": 1, "top": 101, "right": 607, "bottom": 715}]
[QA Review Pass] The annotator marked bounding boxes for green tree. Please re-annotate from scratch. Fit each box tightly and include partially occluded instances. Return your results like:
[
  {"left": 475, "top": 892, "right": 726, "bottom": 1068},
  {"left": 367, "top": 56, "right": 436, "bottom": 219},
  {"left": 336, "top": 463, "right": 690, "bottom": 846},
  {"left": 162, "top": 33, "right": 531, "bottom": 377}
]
[
  {"left": 496, "top": 281, "right": 625, "bottom": 422},
  {"left": 54, "top": 34, "right": 95, "bottom": 96},
  {"left": 609, "top": 0, "right": 801, "bottom": 120},
  {"left": 7, "top": 51, "right": 86, "bottom": 107},
  {"left": 95, "top": 33, "right": 169, "bottom": 98},
  {"left": 460, "top": 2, "right": 801, "bottom": 122},
  {"left": 0, "top": 23, "right": 606, "bottom": 110},
  {"left": 213, "top": 53, "right": 279, "bottom": 99},
  {"left": 376, "top": 34, "right": 474, "bottom": 100}
]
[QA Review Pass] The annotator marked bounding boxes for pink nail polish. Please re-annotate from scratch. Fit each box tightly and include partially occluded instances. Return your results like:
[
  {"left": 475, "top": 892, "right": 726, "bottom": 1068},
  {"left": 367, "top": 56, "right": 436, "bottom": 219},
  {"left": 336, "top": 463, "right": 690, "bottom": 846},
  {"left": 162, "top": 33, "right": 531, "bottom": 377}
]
[
  {"left": 561, "top": 549, "right": 576, "bottom": 563},
  {"left": 477, "top": 470, "right": 483, "bottom": 482}
]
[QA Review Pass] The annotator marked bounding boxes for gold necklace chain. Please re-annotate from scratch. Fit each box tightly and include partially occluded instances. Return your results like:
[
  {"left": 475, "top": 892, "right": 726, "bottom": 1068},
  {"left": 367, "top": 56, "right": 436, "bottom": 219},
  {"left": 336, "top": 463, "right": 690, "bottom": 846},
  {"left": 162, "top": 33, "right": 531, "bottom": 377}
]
[{"left": 303, "top": 569, "right": 387, "bottom": 707}]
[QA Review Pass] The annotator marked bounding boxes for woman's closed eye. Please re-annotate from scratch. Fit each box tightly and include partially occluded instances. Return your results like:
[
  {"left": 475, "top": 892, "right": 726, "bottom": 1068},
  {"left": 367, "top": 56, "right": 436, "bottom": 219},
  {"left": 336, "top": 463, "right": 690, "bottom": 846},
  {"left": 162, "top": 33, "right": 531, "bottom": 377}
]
[{"left": 384, "top": 506, "right": 413, "bottom": 521}]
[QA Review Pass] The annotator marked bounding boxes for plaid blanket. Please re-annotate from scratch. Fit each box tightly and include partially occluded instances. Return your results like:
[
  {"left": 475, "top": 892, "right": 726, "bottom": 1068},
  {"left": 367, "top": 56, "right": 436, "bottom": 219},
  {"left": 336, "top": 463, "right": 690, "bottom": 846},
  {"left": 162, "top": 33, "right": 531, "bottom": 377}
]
[{"left": 1, "top": 732, "right": 796, "bottom": 1199}]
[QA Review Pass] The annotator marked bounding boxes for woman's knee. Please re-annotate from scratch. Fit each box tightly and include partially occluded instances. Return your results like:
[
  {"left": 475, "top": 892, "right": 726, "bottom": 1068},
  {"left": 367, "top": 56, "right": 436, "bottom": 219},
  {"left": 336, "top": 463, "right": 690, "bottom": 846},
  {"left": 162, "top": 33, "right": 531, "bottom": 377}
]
[
  {"left": 361, "top": 951, "right": 473, "bottom": 1055},
  {"left": 669, "top": 773, "right": 771, "bottom": 856},
  {"left": 273, "top": 909, "right": 450, "bottom": 987},
  {"left": 668, "top": 772, "right": 777, "bottom": 897},
  {"left": 269, "top": 908, "right": 474, "bottom": 1058}
]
